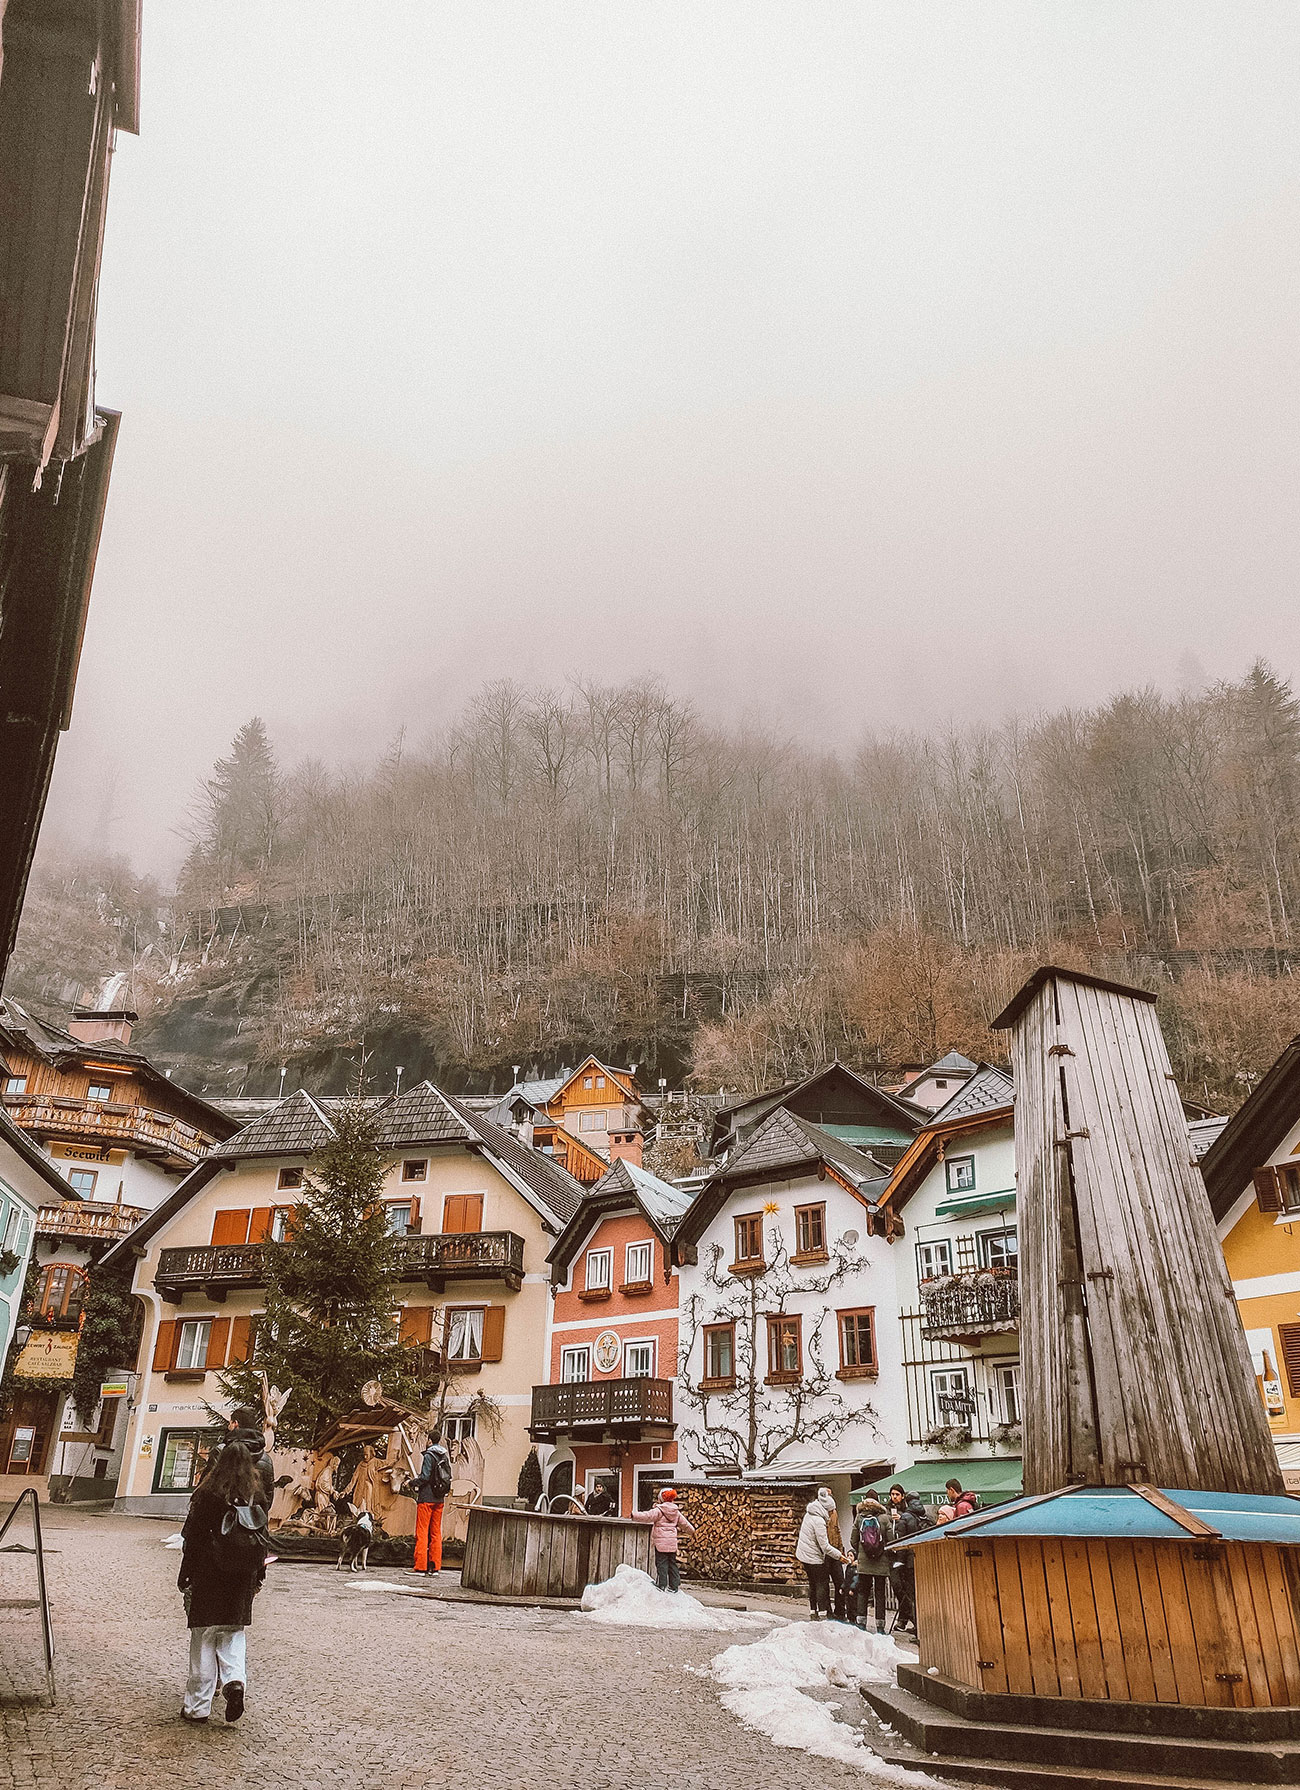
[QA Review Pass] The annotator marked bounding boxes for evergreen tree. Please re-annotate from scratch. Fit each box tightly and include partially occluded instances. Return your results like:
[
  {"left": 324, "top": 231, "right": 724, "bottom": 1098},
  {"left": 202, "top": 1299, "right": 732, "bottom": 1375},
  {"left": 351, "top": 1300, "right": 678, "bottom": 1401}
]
[
  {"left": 517, "top": 1446, "right": 543, "bottom": 1506},
  {"left": 218, "top": 1103, "right": 432, "bottom": 1445},
  {"left": 189, "top": 716, "right": 281, "bottom": 893}
]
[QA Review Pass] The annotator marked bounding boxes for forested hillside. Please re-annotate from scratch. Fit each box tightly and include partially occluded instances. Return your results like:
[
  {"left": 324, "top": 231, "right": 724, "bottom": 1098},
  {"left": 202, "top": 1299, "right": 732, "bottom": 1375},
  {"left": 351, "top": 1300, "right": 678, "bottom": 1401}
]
[{"left": 9, "top": 663, "right": 1300, "bottom": 1106}]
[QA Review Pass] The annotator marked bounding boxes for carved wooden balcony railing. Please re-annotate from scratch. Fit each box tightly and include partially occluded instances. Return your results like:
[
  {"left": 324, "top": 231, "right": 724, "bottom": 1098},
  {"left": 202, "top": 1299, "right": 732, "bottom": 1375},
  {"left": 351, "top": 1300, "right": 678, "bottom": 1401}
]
[
  {"left": 529, "top": 1376, "right": 674, "bottom": 1440},
  {"left": 154, "top": 1230, "right": 527, "bottom": 1303},
  {"left": 35, "top": 1202, "right": 146, "bottom": 1243},
  {"left": 6, "top": 1095, "right": 215, "bottom": 1168}
]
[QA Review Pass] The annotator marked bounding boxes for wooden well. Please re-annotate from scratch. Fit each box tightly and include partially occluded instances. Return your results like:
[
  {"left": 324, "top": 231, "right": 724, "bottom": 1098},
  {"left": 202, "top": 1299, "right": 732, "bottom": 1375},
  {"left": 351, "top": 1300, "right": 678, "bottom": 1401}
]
[
  {"left": 460, "top": 1505, "right": 652, "bottom": 1600},
  {"left": 914, "top": 1532, "right": 1300, "bottom": 1711}
]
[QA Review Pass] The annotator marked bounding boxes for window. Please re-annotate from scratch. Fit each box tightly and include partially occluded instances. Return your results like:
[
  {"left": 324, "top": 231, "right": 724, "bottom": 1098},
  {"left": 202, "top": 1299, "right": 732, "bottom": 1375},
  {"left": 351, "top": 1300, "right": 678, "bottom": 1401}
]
[
  {"left": 175, "top": 1320, "right": 212, "bottom": 1373},
  {"left": 838, "top": 1308, "right": 877, "bottom": 1375},
  {"left": 584, "top": 1248, "right": 613, "bottom": 1292},
  {"left": 734, "top": 1213, "right": 764, "bottom": 1267},
  {"left": 402, "top": 1159, "right": 428, "bottom": 1182},
  {"left": 624, "top": 1339, "right": 655, "bottom": 1378},
  {"left": 579, "top": 1109, "right": 606, "bottom": 1132},
  {"left": 703, "top": 1324, "right": 735, "bottom": 1384},
  {"left": 794, "top": 1203, "right": 827, "bottom": 1258},
  {"left": 385, "top": 1203, "right": 412, "bottom": 1237},
  {"left": 442, "top": 1194, "right": 482, "bottom": 1233},
  {"left": 596, "top": 1076, "right": 606, "bottom": 1088},
  {"left": 4, "top": 1075, "right": 27, "bottom": 1096},
  {"left": 945, "top": 1156, "right": 976, "bottom": 1193},
  {"left": 993, "top": 1361, "right": 1022, "bottom": 1425},
  {"left": 934, "top": 1079, "right": 949, "bottom": 1090},
  {"left": 636, "top": 1467, "right": 673, "bottom": 1510},
  {"left": 277, "top": 1166, "right": 303, "bottom": 1192},
  {"left": 980, "top": 1228, "right": 1018, "bottom": 1271},
  {"left": 2, "top": 1204, "right": 18, "bottom": 1251},
  {"left": 86, "top": 1083, "right": 113, "bottom": 1103},
  {"left": 446, "top": 1307, "right": 485, "bottom": 1363},
  {"left": 583, "top": 1077, "right": 593, "bottom": 1089},
  {"left": 444, "top": 1414, "right": 476, "bottom": 1443},
  {"left": 930, "top": 1366, "right": 975, "bottom": 1421},
  {"left": 38, "top": 1265, "right": 86, "bottom": 1320},
  {"left": 766, "top": 1314, "right": 802, "bottom": 1380},
  {"left": 153, "top": 1428, "right": 221, "bottom": 1494},
  {"left": 561, "top": 1346, "right": 590, "bottom": 1382},
  {"left": 624, "top": 1240, "right": 652, "bottom": 1285},
  {"left": 916, "top": 1239, "right": 953, "bottom": 1282},
  {"left": 1278, "top": 1167, "right": 1300, "bottom": 1215},
  {"left": 67, "top": 1168, "right": 98, "bottom": 1198}
]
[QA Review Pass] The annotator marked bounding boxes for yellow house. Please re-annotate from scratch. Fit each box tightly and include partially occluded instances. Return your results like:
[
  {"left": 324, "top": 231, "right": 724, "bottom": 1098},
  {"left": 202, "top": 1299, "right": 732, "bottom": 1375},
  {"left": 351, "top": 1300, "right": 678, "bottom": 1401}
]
[
  {"left": 102, "top": 1085, "right": 582, "bottom": 1517},
  {"left": 1202, "top": 1037, "right": 1300, "bottom": 1491}
]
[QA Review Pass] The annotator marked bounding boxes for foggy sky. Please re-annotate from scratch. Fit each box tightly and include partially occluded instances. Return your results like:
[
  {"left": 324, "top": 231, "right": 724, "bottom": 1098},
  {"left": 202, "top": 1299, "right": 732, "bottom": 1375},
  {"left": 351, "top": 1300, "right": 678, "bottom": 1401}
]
[{"left": 44, "top": 2, "right": 1300, "bottom": 875}]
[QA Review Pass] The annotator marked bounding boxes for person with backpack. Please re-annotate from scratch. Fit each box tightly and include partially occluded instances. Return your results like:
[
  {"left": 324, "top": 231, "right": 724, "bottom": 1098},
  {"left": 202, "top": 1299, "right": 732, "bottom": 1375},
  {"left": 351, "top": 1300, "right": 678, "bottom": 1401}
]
[
  {"left": 946, "top": 1478, "right": 979, "bottom": 1520},
  {"left": 225, "top": 1406, "right": 275, "bottom": 1507},
  {"left": 631, "top": 1486, "right": 696, "bottom": 1591},
  {"left": 886, "top": 1482, "right": 930, "bottom": 1635},
  {"left": 178, "top": 1440, "right": 269, "bottom": 1725},
  {"left": 412, "top": 1426, "right": 453, "bottom": 1574},
  {"left": 850, "top": 1496, "right": 895, "bottom": 1631}
]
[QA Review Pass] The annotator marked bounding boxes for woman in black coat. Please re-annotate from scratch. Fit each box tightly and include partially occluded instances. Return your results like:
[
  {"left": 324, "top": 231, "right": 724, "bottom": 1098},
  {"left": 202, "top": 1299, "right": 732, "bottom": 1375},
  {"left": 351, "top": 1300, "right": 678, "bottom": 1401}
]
[{"left": 178, "top": 1441, "right": 268, "bottom": 1724}]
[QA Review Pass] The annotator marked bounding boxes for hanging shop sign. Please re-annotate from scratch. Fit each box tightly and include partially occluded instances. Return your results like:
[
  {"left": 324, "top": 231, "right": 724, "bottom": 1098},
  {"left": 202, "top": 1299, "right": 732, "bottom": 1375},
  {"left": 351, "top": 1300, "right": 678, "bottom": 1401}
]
[{"left": 13, "top": 1330, "right": 79, "bottom": 1380}]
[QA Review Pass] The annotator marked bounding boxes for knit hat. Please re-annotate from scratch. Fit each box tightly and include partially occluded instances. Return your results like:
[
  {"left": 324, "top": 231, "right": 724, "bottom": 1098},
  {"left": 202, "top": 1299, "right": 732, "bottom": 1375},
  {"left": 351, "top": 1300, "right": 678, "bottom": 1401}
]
[
  {"left": 660, "top": 1487, "right": 677, "bottom": 1500},
  {"left": 817, "top": 1487, "right": 836, "bottom": 1507}
]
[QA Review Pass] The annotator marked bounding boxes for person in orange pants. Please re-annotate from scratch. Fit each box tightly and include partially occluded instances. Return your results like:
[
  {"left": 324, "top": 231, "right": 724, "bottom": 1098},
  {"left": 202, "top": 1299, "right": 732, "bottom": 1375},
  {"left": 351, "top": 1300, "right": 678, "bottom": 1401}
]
[{"left": 412, "top": 1429, "right": 451, "bottom": 1574}]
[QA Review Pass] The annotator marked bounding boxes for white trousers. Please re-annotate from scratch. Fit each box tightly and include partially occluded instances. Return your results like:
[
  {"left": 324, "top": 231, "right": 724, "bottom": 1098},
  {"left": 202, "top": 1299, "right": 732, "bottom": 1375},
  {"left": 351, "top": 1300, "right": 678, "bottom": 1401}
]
[{"left": 183, "top": 1626, "right": 247, "bottom": 1718}]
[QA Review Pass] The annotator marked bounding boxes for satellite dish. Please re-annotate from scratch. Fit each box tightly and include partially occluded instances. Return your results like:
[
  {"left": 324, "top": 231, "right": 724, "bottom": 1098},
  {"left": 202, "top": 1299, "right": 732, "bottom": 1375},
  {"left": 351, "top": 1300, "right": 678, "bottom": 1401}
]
[
  {"left": 841, "top": 1230, "right": 859, "bottom": 1247},
  {"left": 360, "top": 1379, "right": 384, "bottom": 1407}
]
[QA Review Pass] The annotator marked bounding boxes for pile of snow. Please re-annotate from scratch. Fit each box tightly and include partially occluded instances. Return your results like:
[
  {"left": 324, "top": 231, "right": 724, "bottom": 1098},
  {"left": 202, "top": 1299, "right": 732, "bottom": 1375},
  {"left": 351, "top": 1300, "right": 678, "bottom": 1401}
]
[
  {"left": 710, "top": 1620, "right": 939, "bottom": 1784},
  {"left": 161, "top": 1533, "right": 184, "bottom": 1549},
  {"left": 581, "top": 1564, "right": 778, "bottom": 1631}
]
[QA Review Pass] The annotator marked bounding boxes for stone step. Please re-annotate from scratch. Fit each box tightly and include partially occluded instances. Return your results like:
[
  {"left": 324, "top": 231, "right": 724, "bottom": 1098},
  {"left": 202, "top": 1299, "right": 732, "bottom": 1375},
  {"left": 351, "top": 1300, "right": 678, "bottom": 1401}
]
[
  {"left": 861, "top": 1680, "right": 1300, "bottom": 1785},
  {"left": 873, "top": 1749, "right": 1284, "bottom": 1790}
]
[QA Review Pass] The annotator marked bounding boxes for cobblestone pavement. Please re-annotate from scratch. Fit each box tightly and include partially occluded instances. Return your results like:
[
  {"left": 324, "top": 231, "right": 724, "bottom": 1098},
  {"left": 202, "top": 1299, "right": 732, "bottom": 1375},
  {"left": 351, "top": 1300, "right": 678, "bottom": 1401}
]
[{"left": 0, "top": 1509, "right": 894, "bottom": 1790}]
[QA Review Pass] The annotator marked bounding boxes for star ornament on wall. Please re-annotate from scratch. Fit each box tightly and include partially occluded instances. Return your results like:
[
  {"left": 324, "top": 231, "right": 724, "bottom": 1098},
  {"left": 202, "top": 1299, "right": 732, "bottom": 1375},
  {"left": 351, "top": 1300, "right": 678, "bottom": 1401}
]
[{"left": 763, "top": 1201, "right": 779, "bottom": 1215}]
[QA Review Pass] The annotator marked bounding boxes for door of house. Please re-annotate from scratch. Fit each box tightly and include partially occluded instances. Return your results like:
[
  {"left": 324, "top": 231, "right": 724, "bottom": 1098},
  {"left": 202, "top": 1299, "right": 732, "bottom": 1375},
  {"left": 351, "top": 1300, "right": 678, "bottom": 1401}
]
[{"left": 0, "top": 1390, "right": 57, "bottom": 1474}]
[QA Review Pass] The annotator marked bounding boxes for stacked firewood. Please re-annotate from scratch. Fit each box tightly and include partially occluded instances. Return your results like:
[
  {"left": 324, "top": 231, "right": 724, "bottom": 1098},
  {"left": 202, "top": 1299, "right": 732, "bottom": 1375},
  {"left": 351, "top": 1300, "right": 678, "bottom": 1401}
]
[{"left": 674, "top": 1480, "right": 817, "bottom": 1584}]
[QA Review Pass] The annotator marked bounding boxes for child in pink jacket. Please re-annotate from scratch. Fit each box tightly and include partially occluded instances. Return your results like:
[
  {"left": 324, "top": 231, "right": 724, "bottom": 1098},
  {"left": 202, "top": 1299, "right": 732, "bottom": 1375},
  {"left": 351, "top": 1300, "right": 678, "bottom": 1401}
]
[{"left": 632, "top": 1488, "right": 696, "bottom": 1592}]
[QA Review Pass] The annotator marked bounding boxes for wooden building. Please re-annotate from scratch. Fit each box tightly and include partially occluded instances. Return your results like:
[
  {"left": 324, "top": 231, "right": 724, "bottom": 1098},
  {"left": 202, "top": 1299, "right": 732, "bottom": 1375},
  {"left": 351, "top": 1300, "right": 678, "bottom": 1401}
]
[
  {"left": 707, "top": 1061, "right": 922, "bottom": 1163},
  {"left": 491, "top": 1058, "right": 647, "bottom": 1186},
  {"left": 101, "top": 1084, "right": 584, "bottom": 1520},
  {"left": 532, "top": 1157, "right": 694, "bottom": 1515},
  {"left": 0, "top": 1, "right": 140, "bottom": 977}
]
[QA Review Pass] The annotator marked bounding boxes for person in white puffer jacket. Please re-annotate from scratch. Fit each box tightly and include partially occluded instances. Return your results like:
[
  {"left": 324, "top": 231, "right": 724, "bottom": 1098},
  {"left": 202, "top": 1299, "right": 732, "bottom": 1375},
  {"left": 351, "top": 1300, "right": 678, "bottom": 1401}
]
[{"left": 795, "top": 1489, "right": 847, "bottom": 1619}]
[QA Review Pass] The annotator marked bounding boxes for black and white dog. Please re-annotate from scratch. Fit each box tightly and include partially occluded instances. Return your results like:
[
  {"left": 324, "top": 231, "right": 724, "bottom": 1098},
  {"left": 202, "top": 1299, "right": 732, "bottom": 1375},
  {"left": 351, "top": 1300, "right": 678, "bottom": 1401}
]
[{"left": 336, "top": 1506, "right": 375, "bottom": 1572}]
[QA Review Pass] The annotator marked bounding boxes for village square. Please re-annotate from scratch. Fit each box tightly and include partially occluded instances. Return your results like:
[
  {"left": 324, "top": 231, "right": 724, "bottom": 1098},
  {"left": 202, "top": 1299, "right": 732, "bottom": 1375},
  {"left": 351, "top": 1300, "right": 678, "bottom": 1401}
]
[{"left": 3, "top": 6, "right": 1300, "bottom": 1788}]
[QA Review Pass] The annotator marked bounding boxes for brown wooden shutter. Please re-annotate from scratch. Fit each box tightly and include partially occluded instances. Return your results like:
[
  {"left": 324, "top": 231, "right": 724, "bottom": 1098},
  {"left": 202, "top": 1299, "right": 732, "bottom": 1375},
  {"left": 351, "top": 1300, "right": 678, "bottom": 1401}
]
[
  {"left": 480, "top": 1304, "right": 505, "bottom": 1362},
  {"left": 205, "top": 1317, "right": 231, "bottom": 1369},
  {"left": 151, "top": 1319, "right": 177, "bottom": 1372},
  {"left": 1279, "top": 1323, "right": 1300, "bottom": 1399},
  {"left": 211, "top": 1209, "right": 251, "bottom": 1246},
  {"left": 228, "top": 1316, "right": 254, "bottom": 1364},
  {"left": 1253, "top": 1168, "right": 1283, "bottom": 1214},
  {"left": 399, "top": 1306, "right": 433, "bottom": 1346},
  {"left": 443, "top": 1194, "right": 483, "bottom": 1234},
  {"left": 248, "top": 1207, "right": 274, "bottom": 1243}
]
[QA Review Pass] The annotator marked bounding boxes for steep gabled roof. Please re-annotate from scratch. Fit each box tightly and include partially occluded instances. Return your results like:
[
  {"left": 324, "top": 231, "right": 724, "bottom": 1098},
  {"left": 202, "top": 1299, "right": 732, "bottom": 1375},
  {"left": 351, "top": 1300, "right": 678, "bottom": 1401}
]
[
  {"left": 928, "top": 1063, "right": 1014, "bottom": 1125},
  {"left": 485, "top": 1076, "right": 566, "bottom": 1126},
  {"left": 916, "top": 1050, "right": 978, "bottom": 1078},
  {"left": 208, "top": 1088, "right": 336, "bottom": 1160},
  {"left": 878, "top": 1096, "right": 1015, "bottom": 1215},
  {"left": 676, "top": 1107, "right": 889, "bottom": 1253},
  {"left": 709, "top": 1061, "right": 923, "bottom": 1151},
  {"left": 545, "top": 1057, "right": 640, "bottom": 1108},
  {"left": 547, "top": 1157, "right": 696, "bottom": 1280},
  {"left": 1201, "top": 1036, "right": 1300, "bottom": 1222}
]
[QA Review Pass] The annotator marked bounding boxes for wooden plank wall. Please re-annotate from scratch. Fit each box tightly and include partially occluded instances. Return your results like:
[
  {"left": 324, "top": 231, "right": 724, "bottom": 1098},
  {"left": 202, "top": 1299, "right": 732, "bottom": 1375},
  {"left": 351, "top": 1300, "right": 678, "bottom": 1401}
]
[
  {"left": 461, "top": 1506, "right": 652, "bottom": 1598},
  {"left": 1010, "top": 972, "right": 1284, "bottom": 1495},
  {"left": 920, "top": 1536, "right": 1300, "bottom": 1710}
]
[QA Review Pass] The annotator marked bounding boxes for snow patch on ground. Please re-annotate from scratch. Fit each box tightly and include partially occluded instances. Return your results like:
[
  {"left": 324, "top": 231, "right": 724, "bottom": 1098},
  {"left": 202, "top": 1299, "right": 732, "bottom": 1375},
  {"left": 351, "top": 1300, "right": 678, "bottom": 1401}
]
[
  {"left": 581, "top": 1564, "right": 780, "bottom": 1631},
  {"left": 709, "top": 1621, "right": 942, "bottom": 1785},
  {"left": 345, "top": 1579, "right": 417, "bottom": 1592},
  {"left": 161, "top": 1533, "right": 184, "bottom": 1549}
]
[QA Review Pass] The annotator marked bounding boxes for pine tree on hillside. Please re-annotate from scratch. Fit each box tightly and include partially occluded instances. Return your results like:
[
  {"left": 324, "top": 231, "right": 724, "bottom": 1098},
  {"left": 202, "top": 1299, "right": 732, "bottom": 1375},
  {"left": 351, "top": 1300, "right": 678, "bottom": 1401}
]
[
  {"left": 188, "top": 716, "right": 281, "bottom": 894},
  {"left": 218, "top": 1104, "right": 433, "bottom": 1445}
]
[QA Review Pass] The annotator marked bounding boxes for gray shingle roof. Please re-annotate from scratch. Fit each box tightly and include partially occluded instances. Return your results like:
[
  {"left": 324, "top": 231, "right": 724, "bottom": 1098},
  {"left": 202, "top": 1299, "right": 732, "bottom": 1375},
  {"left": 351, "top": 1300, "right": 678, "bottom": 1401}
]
[
  {"left": 374, "top": 1083, "right": 476, "bottom": 1149},
  {"left": 716, "top": 1107, "right": 885, "bottom": 1192},
  {"left": 209, "top": 1088, "right": 336, "bottom": 1159},
  {"left": 929, "top": 1063, "right": 1014, "bottom": 1125},
  {"left": 590, "top": 1157, "right": 696, "bottom": 1234},
  {"left": 921, "top": 1050, "right": 978, "bottom": 1077}
]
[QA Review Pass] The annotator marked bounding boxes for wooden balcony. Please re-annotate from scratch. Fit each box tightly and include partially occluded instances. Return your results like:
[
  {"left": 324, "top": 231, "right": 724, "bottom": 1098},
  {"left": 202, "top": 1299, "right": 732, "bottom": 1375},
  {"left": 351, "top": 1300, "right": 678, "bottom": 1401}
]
[
  {"left": 920, "top": 1271, "right": 1020, "bottom": 1341},
  {"left": 154, "top": 1230, "right": 526, "bottom": 1303},
  {"left": 5, "top": 1095, "right": 215, "bottom": 1170},
  {"left": 529, "top": 1377, "right": 675, "bottom": 1442},
  {"left": 35, "top": 1202, "right": 146, "bottom": 1244}
]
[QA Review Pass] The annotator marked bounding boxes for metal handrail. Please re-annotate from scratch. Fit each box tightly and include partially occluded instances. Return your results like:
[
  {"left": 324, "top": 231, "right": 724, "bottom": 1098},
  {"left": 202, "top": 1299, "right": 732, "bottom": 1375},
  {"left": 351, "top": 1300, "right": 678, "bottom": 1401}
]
[{"left": 0, "top": 1487, "right": 55, "bottom": 1704}]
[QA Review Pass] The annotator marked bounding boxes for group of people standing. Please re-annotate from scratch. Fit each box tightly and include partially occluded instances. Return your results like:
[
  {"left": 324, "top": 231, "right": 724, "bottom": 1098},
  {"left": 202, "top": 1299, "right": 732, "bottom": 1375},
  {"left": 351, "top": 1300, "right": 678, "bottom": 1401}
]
[{"left": 796, "top": 1477, "right": 978, "bottom": 1634}]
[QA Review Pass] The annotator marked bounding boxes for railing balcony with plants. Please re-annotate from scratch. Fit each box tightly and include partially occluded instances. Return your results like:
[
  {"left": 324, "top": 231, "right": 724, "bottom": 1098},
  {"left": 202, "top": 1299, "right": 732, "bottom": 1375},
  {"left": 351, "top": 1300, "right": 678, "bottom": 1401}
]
[
  {"left": 154, "top": 1229, "right": 527, "bottom": 1302},
  {"left": 529, "top": 1377, "right": 674, "bottom": 1438},
  {"left": 35, "top": 1202, "right": 146, "bottom": 1243},
  {"left": 919, "top": 1269, "right": 1020, "bottom": 1338},
  {"left": 5, "top": 1095, "right": 214, "bottom": 1166}
]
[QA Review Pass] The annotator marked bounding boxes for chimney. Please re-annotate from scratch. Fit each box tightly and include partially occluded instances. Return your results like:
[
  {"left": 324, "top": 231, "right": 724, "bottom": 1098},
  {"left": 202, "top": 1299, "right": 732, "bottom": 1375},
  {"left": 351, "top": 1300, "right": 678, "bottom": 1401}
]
[
  {"left": 608, "top": 1123, "right": 643, "bottom": 1169},
  {"left": 67, "top": 1008, "right": 137, "bottom": 1046}
]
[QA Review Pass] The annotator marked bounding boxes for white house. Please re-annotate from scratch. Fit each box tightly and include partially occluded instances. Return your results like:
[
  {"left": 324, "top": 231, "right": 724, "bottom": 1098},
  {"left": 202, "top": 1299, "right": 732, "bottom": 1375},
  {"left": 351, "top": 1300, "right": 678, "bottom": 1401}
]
[
  {"left": 670, "top": 1106, "right": 906, "bottom": 1527},
  {"left": 874, "top": 1065, "right": 1021, "bottom": 1508}
]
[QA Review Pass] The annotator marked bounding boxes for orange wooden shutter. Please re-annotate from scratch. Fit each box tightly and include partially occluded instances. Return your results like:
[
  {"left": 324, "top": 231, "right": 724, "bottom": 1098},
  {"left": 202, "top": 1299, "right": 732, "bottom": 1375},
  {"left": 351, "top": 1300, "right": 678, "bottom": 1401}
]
[
  {"left": 480, "top": 1304, "right": 505, "bottom": 1362},
  {"left": 1279, "top": 1323, "right": 1300, "bottom": 1398},
  {"left": 400, "top": 1306, "right": 433, "bottom": 1346},
  {"left": 248, "top": 1207, "right": 274, "bottom": 1243},
  {"left": 228, "top": 1316, "right": 254, "bottom": 1364},
  {"left": 205, "top": 1317, "right": 231, "bottom": 1369},
  {"left": 151, "top": 1319, "right": 177, "bottom": 1372},
  {"left": 211, "top": 1209, "right": 251, "bottom": 1245},
  {"left": 406, "top": 1197, "right": 421, "bottom": 1231},
  {"left": 443, "top": 1195, "right": 478, "bottom": 1233},
  {"left": 1253, "top": 1168, "right": 1282, "bottom": 1214}
]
